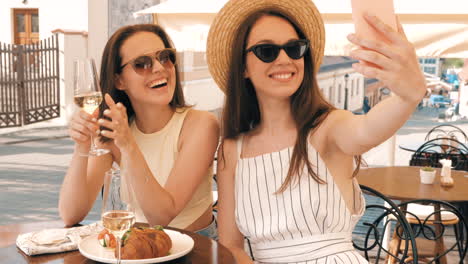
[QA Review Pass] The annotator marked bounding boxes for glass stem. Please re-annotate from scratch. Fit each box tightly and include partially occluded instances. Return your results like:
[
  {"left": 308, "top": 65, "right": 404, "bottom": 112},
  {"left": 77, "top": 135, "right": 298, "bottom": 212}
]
[
  {"left": 90, "top": 133, "right": 97, "bottom": 152},
  {"left": 117, "top": 236, "right": 122, "bottom": 264}
]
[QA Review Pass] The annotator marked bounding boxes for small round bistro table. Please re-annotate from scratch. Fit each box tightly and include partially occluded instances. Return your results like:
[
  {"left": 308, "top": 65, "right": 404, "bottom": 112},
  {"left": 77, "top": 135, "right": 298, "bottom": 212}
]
[
  {"left": 357, "top": 166, "right": 468, "bottom": 264},
  {"left": 356, "top": 166, "right": 468, "bottom": 202}
]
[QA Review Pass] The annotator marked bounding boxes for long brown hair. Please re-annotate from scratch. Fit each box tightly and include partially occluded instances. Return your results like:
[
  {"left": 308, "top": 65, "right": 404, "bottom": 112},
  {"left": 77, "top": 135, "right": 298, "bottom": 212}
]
[
  {"left": 222, "top": 10, "right": 361, "bottom": 192},
  {"left": 98, "top": 24, "right": 188, "bottom": 143}
]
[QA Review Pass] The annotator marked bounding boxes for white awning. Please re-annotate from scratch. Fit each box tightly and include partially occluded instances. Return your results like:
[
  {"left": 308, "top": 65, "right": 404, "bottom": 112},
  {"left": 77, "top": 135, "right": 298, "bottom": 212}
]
[
  {"left": 135, "top": 0, "right": 468, "bottom": 58},
  {"left": 134, "top": 0, "right": 226, "bottom": 14}
]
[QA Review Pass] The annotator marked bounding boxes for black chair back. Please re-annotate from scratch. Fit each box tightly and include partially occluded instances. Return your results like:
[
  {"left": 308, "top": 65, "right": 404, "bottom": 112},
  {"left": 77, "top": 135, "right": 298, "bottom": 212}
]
[
  {"left": 399, "top": 199, "right": 468, "bottom": 263},
  {"left": 409, "top": 137, "right": 468, "bottom": 171},
  {"left": 353, "top": 185, "right": 417, "bottom": 263},
  {"left": 425, "top": 124, "right": 468, "bottom": 143}
]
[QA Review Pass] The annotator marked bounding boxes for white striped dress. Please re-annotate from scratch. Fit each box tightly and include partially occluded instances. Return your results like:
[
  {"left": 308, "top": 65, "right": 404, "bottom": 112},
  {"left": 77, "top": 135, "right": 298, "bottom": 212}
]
[{"left": 234, "top": 135, "right": 367, "bottom": 264}]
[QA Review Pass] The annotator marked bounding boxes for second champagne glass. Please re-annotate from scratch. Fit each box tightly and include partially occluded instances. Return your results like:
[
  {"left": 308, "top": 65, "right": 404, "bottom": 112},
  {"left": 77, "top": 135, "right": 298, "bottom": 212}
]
[
  {"left": 73, "top": 58, "right": 110, "bottom": 156},
  {"left": 102, "top": 168, "right": 135, "bottom": 264}
]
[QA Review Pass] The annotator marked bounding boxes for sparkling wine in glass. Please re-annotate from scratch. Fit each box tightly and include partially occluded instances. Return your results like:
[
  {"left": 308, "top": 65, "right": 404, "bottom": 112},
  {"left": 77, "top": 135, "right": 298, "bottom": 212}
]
[
  {"left": 73, "top": 58, "right": 110, "bottom": 156},
  {"left": 73, "top": 92, "right": 102, "bottom": 115},
  {"left": 102, "top": 168, "right": 135, "bottom": 264}
]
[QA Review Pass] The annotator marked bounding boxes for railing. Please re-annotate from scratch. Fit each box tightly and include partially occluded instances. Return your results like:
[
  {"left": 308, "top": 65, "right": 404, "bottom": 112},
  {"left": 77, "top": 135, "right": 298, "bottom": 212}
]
[{"left": 0, "top": 34, "right": 60, "bottom": 128}]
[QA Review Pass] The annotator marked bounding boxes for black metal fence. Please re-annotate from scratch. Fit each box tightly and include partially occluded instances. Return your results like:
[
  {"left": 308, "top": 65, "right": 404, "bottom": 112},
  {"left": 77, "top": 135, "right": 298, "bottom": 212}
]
[{"left": 0, "top": 34, "right": 60, "bottom": 128}]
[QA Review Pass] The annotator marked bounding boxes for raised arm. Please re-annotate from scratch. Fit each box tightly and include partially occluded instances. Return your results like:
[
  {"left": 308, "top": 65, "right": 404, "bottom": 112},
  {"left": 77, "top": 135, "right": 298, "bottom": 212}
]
[
  {"left": 327, "top": 14, "right": 426, "bottom": 155},
  {"left": 59, "top": 110, "right": 114, "bottom": 226},
  {"left": 217, "top": 139, "right": 254, "bottom": 264},
  {"left": 99, "top": 95, "right": 220, "bottom": 226}
]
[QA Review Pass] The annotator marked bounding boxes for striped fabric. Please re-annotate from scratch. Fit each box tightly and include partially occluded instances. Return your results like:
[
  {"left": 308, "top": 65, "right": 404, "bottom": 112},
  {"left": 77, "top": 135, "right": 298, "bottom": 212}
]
[{"left": 234, "top": 135, "right": 368, "bottom": 263}]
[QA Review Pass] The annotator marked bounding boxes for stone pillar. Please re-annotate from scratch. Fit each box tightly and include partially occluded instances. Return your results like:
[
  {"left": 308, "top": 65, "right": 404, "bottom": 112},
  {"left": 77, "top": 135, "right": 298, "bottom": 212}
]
[
  {"left": 88, "top": 0, "right": 109, "bottom": 73},
  {"left": 52, "top": 29, "right": 88, "bottom": 124}
]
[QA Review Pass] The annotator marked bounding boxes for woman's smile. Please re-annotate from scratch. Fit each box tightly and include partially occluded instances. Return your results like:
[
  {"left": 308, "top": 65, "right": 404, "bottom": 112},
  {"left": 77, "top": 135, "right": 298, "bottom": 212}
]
[
  {"left": 268, "top": 70, "right": 296, "bottom": 83},
  {"left": 148, "top": 78, "right": 168, "bottom": 89}
]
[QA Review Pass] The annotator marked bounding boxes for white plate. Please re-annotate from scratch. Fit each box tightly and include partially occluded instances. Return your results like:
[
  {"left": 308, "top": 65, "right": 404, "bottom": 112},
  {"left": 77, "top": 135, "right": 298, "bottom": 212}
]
[{"left": 78, "top": 230, "right": 194, "bottom": 264}]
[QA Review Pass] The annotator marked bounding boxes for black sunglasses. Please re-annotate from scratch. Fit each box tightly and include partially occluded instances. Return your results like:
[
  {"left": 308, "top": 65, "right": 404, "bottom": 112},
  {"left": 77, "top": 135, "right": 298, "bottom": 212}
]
[
  {"left": 245, "top": 39, "right": 309, "bottom": 63},
  {"left": 120, "top": 48, "right": 176, "bottom": 75}
]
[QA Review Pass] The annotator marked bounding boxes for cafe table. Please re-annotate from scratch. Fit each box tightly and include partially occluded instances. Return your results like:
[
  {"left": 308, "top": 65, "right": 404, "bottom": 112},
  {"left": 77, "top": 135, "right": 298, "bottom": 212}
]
[
  {"left": 357, "top": 166, "right": 468, "bottom": 202},
  {"left": 357, "top": 166, "right": 468, "bottom": 264},
  {"left": 0, "top": 220, "right": 236, "bottom": 264}
]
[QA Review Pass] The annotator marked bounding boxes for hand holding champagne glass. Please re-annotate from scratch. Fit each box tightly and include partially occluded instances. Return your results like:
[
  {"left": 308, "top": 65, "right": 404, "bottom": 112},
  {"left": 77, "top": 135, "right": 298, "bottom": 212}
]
[
  {"left": 102, "top": 168, "right": 135, "bottom": 264},
  {"left": 73, "top": 58, "right": 110, "bottom": 156}
]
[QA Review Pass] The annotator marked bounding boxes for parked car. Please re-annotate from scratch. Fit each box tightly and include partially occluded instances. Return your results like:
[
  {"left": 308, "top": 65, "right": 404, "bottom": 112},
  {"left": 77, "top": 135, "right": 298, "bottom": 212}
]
[{"left": 428, "top": 95, "right": 451, "bottom": 108}]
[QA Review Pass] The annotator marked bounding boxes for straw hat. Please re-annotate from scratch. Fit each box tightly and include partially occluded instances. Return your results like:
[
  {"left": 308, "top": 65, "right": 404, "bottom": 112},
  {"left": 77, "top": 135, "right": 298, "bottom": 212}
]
[{"left": 207, "top": 0, "right": 325, "bottom": 93}]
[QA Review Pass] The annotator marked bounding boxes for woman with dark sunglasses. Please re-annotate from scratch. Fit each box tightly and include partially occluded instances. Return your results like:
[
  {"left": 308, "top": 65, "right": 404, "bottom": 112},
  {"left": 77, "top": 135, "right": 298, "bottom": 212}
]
[
  {"left": 207, "top": 0, "right": 425, "bottom": 263},
  {"left": 59, "top": 24, "right": 219, "bottom": 239}
]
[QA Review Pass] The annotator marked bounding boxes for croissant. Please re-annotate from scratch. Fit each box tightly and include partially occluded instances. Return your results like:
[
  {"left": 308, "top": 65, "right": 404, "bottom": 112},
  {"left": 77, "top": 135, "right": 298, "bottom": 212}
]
[{"left": 117, "top": 227, "right": 172, "bottom": 259}]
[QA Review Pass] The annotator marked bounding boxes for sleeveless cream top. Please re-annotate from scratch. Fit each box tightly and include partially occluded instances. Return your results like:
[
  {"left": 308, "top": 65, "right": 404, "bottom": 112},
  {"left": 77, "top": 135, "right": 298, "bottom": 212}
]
[{"left": 121, "top": 108, "right": 213, "bottom": 229}]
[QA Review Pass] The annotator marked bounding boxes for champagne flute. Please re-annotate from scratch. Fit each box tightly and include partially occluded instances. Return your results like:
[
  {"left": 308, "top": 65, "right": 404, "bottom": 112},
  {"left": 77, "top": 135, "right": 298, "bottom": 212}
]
[
  {"left": 73, "top": 58, "right": 110, "bottom": 156},
  {"left": 102, "top": 168, "right": 135, "bottom": 264}
]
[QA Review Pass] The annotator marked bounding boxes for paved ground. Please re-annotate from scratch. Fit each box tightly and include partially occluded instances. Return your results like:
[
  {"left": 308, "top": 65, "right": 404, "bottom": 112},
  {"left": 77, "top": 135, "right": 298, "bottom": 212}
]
[{"left": 0, "top": 126, "right": 102, "bottom": 225}]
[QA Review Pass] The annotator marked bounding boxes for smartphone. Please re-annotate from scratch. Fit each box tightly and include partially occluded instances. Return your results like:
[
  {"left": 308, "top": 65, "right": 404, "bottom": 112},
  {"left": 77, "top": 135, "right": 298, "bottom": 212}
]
[{"left": 351, "top": 0, "right": 397, "bottom": 44}]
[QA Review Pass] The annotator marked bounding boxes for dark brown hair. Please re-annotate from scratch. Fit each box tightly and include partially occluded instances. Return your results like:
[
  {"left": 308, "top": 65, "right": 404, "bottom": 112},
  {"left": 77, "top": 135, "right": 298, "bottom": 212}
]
[
  {"left": 222, "top": 10, "right": 361, "bottom": 192},
  {"left": 98, "top": 24, "right": 188, "bottom": 142}
]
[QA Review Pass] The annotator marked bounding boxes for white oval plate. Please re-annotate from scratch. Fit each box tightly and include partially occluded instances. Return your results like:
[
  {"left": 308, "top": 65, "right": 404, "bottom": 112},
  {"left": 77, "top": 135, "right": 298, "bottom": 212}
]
[{"left": 78, "top": 230, "right": 194, "bottom": 264}]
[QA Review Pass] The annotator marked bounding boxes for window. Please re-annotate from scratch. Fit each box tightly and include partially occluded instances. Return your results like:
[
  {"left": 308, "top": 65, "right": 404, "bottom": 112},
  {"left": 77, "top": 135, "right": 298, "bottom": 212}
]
[
  {"left": 424, "top": 67, "right": 436, "bottom": 74},
  {"left": 424, "top": 58, "right": 437, "bottom": 64},
  {"left": 338, "top": 84, "right": 342, "bottom": 103},
  {"left": 329, "top": 86, "right": 333, "bottom": 102},
  {"left": 16, "top": 14, "right": 25, "bottom": 32},
  {"left": 13, "top": 9, "right": 39, "bottom": 45},
  {"left": 31, "top": 13, "right": 39, "bottom": 33}
]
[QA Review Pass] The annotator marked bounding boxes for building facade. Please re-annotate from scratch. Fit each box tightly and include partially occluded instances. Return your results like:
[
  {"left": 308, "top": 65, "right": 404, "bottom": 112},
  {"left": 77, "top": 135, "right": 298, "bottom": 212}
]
[
  {"left": 318, "top": 56, "right": 365, "bottom": 112},
  {"left": 418, "top": 57, "right": 442, "bottom": 76},
  {"left": 0, "top": 0, "right": 88, "bottom": 45}
]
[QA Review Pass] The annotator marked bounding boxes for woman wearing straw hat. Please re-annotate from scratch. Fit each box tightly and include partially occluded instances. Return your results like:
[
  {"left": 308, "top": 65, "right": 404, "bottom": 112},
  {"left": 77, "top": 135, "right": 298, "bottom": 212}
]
[{"left": 207, "top": 0, "right": 425, "bottom": 263}]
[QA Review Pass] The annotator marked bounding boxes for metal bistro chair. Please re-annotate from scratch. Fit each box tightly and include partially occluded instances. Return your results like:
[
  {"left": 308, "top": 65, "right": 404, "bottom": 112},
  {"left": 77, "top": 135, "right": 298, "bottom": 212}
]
[
  {"left": 425, "top": 124, "right": 468, "bottom": 143},
  {"left": 353, "top": 185, "right": 417, "bottom": 263},
  {"left": 406, "top": 138, "right": 468, "bottom": 263},
  {"left": 409, "top": 137, "right": 468, "bottom": 171},
  {"left": 390, "top": 199, "right": 468, "bottom": 263}
]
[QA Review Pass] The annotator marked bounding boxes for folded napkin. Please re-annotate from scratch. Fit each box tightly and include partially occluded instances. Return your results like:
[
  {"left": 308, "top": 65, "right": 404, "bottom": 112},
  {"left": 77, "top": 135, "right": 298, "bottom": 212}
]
[{"left": 16, "top": 222, "right": 102, "bottom": 256}]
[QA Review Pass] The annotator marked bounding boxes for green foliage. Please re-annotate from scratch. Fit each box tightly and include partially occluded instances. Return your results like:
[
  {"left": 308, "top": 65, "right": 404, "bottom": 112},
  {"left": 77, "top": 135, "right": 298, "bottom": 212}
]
[
  {"left": 443, "top": 58, "right": 464, "bottom": 68},
  {"left": 121, "top": 229, "right": 131, "bottom": 244},
  {"left": 152, "top": 225, "right": 164, "bottom": 231},
  {"left": 421, "top": 166, "right": 435, "bottom": 172}
]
